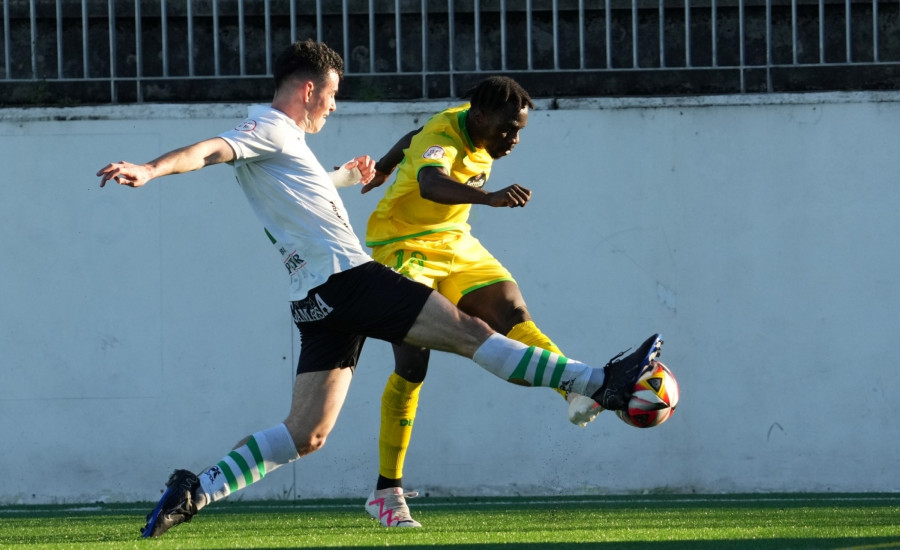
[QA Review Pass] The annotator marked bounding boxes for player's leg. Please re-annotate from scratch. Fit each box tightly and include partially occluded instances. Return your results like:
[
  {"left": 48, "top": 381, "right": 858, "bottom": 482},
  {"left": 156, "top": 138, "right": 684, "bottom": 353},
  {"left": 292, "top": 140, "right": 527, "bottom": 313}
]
[
  {"left": 196, "top": 325, "right": 360, "bottom": 508},
  {"left": 142, "top": 307, "right": 364, "bottom": 539},
  {"left": 456, "top": 281, "right": 564, "bottom": 382},
  {"left": 452, "top": 245, "right": 605, "bottom": 427},
  {"left": 198, "top": 367, "right": 352, "bottom": 504},
  {"left": 458, "top": 283, "right": 557, "bottom": 357},
  {"left": 141, "top": 367, "right": 353, "bottom": 538},
  {"left": 506, "top": 318, "right": 605, "bottom": 426},
  {"left": 366, "top": 344, "right": 428, "bottom": 527},
  {"left": 367, "top": 240, "right": 445, "bottom": 526},
  {"left": 443, "top": 235, "right": 565, "bottom": 363},
  {"left": 459, "top": 282, "right": 603, "bottom": 426},
  {"left": 377, "top": 345, "right": 429, "bottom": 489},
  {"left": 457, "top": 281, "right": 558, "bottom": 352},
  {"left": 405, "top": 289, "right": 663, "bottom": 407},
  {"left": 405, "top": 290, "right": 594, "bottom": 387}
]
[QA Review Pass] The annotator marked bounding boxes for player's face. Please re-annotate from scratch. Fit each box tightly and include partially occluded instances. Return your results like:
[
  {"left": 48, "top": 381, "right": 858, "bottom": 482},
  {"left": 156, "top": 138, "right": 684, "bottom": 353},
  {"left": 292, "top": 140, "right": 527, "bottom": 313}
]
[
  {"left": 305, "top": 71, "right": 339, "bottom": 134},
  {"left": 479, "top": 104, "right": 529, "bottom": 159}
]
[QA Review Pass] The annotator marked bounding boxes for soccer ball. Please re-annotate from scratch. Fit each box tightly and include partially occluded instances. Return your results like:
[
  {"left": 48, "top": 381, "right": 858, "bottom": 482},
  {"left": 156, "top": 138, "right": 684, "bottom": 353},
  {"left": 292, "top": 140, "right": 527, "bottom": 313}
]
[{"left": 615, "top": 360, "right": 679, "bottom": 428}]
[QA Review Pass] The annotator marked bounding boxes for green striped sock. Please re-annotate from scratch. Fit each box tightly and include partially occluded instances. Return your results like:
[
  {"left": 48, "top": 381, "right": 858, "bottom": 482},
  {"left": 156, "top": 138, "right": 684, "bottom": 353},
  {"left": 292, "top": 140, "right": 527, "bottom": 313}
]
[
  {"left": 474, "top": 334, "right": 593, "bottom": 394},
  {"left": 509, "top": 346, "right": 591, "bottom": 393},
  {"left": 197, "top": 423, "right": 299, "bottom": 506}
]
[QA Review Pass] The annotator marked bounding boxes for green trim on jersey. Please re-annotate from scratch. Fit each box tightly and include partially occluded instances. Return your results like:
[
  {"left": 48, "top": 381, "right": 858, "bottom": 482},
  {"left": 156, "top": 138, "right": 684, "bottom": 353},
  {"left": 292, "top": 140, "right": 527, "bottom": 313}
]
[
  {"left": 460, "top": 277, "right": 516, "bottom": 296},
  {"left": 365, "top": 224, "right": 469, "bottom": 247},
  {"left": 456, "top": 110, "right": 476, "bottom": 150}
]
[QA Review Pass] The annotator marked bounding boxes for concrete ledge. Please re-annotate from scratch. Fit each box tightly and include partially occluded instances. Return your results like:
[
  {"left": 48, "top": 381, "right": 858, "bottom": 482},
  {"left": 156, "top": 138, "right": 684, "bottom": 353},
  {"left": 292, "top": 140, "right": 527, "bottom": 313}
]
[{"left": 3, "top": 90, "right": 900, "bottom": 122}]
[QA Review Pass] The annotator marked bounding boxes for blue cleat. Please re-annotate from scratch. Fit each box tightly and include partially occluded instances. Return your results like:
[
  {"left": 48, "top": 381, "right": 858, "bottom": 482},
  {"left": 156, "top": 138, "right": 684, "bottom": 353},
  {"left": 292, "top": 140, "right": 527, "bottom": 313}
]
[
  {"left": 141, "top": 469, "right": 200, "bottom": 538},
  {"left": 591, "top": 334, "right": 663, "bottom": 411}
]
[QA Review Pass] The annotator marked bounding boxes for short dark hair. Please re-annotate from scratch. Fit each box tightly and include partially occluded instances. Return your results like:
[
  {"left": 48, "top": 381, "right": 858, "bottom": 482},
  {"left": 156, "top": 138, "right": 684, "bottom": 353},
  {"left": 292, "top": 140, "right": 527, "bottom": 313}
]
[
  {"left": 273, "top": 39, "right": 344, "bottom": 90},
  {"left": 465, "top": 76, "right": 534, "bottom": 113}
]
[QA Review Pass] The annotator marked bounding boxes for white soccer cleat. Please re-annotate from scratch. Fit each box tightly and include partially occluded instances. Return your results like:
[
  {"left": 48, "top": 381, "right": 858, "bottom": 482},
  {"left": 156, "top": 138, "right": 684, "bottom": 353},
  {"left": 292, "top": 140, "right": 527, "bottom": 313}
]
[
  {"left": 567, "top": 393, "right": 604, "bottom": 427},
  {"left": 365, "top": 487, "right": 422, "bottom": 527}
]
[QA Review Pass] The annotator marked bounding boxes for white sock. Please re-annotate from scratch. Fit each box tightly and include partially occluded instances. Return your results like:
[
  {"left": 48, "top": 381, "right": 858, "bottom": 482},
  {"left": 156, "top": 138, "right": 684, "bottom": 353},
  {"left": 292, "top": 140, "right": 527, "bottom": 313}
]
[
  {"left": 196, "top": 423, "right": 299, "bottom": 508},
  {"left": 472, "top": 333, "right": 604, "bottom": 395}
]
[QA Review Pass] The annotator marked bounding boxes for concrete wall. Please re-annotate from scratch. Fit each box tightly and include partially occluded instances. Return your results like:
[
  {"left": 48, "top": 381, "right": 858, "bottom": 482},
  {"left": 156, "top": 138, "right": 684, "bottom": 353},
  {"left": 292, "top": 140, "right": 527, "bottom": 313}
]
[{"left": 1, "top": 92, "right": 898, "bottom": 504}]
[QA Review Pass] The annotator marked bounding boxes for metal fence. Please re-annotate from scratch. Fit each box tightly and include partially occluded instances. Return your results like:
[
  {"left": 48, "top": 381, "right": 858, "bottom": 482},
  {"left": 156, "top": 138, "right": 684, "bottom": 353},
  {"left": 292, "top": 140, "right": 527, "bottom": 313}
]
[{"left": 2, "top": 0, "right": 899, "bottom": 104}]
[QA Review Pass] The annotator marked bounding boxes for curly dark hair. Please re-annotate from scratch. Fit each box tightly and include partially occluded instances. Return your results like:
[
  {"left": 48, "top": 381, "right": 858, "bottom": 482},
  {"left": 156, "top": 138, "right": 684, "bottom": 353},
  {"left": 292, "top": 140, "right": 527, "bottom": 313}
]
[
  {"left": 273, "top": 39, "right": 344, "bottom": 90},
  {"left": 464, "top": 76, "right": 534, "bottom": 113}
]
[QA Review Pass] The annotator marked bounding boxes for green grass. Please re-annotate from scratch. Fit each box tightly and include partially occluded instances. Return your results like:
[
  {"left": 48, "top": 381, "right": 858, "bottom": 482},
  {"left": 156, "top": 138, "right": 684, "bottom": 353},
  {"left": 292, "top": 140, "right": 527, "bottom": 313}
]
[{"left": 1, "top": 494, "right": 899, "bottom": 549}]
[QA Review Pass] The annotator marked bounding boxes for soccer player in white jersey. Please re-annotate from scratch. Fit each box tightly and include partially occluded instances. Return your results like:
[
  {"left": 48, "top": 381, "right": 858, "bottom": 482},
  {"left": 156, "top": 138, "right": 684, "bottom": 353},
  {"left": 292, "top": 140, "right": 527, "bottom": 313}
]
[{"left": 96, "top": 39, "right": 662, "bottom": 539}]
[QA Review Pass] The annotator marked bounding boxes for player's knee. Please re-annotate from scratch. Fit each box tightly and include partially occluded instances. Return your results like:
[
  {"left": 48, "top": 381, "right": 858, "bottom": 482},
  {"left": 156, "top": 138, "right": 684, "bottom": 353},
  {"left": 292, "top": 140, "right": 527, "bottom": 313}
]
[
  {"left": 293, "top": 431, "right": 328, "bottom": 455},
  {"left": 395, "top": 367, "right": 426, "bottom": 383},
  {"left": 498, "top": 305, "right": 530, "bottom": 334},
  {"left": 283, "top": 421, "right": 331, "bottom": 456},
  {"left": 394, "top": 348, "right": 429, "bottom": 382}
]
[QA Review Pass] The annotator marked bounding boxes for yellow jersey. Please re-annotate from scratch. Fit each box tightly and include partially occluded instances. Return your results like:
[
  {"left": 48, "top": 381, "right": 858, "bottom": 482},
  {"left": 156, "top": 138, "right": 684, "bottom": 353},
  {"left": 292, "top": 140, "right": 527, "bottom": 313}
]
[{"left": 365, "top": 104, "right": 494, "bottom": 246}]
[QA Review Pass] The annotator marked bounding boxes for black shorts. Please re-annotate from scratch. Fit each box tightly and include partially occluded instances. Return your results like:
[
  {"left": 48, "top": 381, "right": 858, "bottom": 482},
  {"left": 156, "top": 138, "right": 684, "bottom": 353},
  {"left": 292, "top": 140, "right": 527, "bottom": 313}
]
[{"left": 290, "top": 261, "right": 433, "bottom": 374}]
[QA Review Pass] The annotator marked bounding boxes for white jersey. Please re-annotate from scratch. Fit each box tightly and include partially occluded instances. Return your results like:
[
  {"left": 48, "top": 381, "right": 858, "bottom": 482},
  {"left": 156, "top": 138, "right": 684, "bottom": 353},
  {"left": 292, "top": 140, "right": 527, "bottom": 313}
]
[{"left": 218, "top": 105, "right": 372, "bottom": 300}]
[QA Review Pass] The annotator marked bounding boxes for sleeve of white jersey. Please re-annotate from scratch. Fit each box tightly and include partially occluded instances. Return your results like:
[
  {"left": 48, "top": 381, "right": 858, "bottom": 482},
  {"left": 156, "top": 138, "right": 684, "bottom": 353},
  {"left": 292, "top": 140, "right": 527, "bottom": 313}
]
[
  {"left": 218, "top": 116, "right": 280, "bottom": 161},
  {"left": 329, "top": 163, "right": 363, "bottom": 188}
]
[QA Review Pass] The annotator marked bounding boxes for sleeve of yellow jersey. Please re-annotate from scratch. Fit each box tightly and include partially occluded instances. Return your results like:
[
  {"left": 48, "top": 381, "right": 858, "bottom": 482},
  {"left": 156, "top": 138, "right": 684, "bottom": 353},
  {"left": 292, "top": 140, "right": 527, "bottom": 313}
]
[{"left": 404, "top": 119, "right": 462, "bottom": 180}]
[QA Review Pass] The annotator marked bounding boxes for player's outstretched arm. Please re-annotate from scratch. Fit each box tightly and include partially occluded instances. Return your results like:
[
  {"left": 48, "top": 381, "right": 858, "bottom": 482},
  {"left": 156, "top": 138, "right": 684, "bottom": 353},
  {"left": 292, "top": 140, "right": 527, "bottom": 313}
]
[
  {"left": 360, "top": 127, "right": 422, "bottom": 194},
  {"left": 418, "top": 166, "right": 532, "bottom": 208},
  {"left": 97, "top": 137, "right": 235, "bottom": 188}
]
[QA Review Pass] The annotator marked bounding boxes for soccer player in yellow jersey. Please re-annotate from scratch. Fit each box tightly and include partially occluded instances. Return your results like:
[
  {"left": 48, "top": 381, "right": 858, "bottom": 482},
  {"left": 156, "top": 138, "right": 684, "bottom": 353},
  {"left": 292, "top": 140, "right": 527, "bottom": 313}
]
[{"left": 362, "top": 76, "right": 613, "bottom": 527}]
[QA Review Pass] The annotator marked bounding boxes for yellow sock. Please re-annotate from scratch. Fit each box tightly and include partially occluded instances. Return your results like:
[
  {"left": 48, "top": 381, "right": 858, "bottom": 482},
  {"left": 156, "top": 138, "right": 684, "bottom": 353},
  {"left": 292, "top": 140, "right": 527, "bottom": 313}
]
[
  {"left": 506, "top": 320, "right": 568, "bottom": 399},
  {"left": 378, "top": 372, "right": 422, "bottom": 480}
]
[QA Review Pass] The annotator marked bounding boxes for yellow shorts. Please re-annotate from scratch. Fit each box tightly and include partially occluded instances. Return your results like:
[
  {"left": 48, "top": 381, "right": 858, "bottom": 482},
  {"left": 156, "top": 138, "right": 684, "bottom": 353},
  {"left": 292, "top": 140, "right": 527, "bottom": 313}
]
[{"left": 370, "top": 232, "right": 515, "bottom": 306}]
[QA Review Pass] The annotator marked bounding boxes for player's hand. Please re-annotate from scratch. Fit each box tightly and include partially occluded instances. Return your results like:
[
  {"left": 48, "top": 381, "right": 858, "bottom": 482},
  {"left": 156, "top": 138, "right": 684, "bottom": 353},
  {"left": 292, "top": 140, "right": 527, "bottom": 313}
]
[
  {"left": 340, "top": 155, "right": 376, "bottom": 185},
  {"left": 360, "top": 170, "right": 391, "bottom": 194},
  {"left": 487, "top": 184, "right": 531, "bottom": 208},
  {"left": 97, "top": 161, "right": 153, "bottom": 188}
]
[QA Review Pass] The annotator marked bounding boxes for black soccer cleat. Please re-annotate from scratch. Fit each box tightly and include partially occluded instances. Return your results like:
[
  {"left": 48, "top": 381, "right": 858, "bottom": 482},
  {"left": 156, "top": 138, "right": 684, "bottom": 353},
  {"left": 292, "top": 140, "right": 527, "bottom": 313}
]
[
  {"left": 141, "top": 469, "right": 201, "bottom": 538},
  {"left": 591, "top": 334, "right": 663, "bottom": 411}
]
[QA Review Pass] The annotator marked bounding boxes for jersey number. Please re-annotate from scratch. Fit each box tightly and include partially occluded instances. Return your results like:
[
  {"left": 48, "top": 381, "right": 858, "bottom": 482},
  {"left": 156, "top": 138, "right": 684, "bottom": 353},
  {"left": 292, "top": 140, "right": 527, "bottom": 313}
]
[{"left": 394, "top": 249, "right": 426, "bottom": 276}]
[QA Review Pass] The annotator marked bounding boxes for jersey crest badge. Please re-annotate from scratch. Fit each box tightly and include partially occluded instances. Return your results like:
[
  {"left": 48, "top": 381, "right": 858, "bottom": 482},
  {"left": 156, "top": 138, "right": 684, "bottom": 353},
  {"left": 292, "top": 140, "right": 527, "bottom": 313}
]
[
  {"left": 235, "top": 119, "right": 257, "bottom": 132},
  {"left": 422, "top": 146, "right": 445, "bottom": 160}
]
